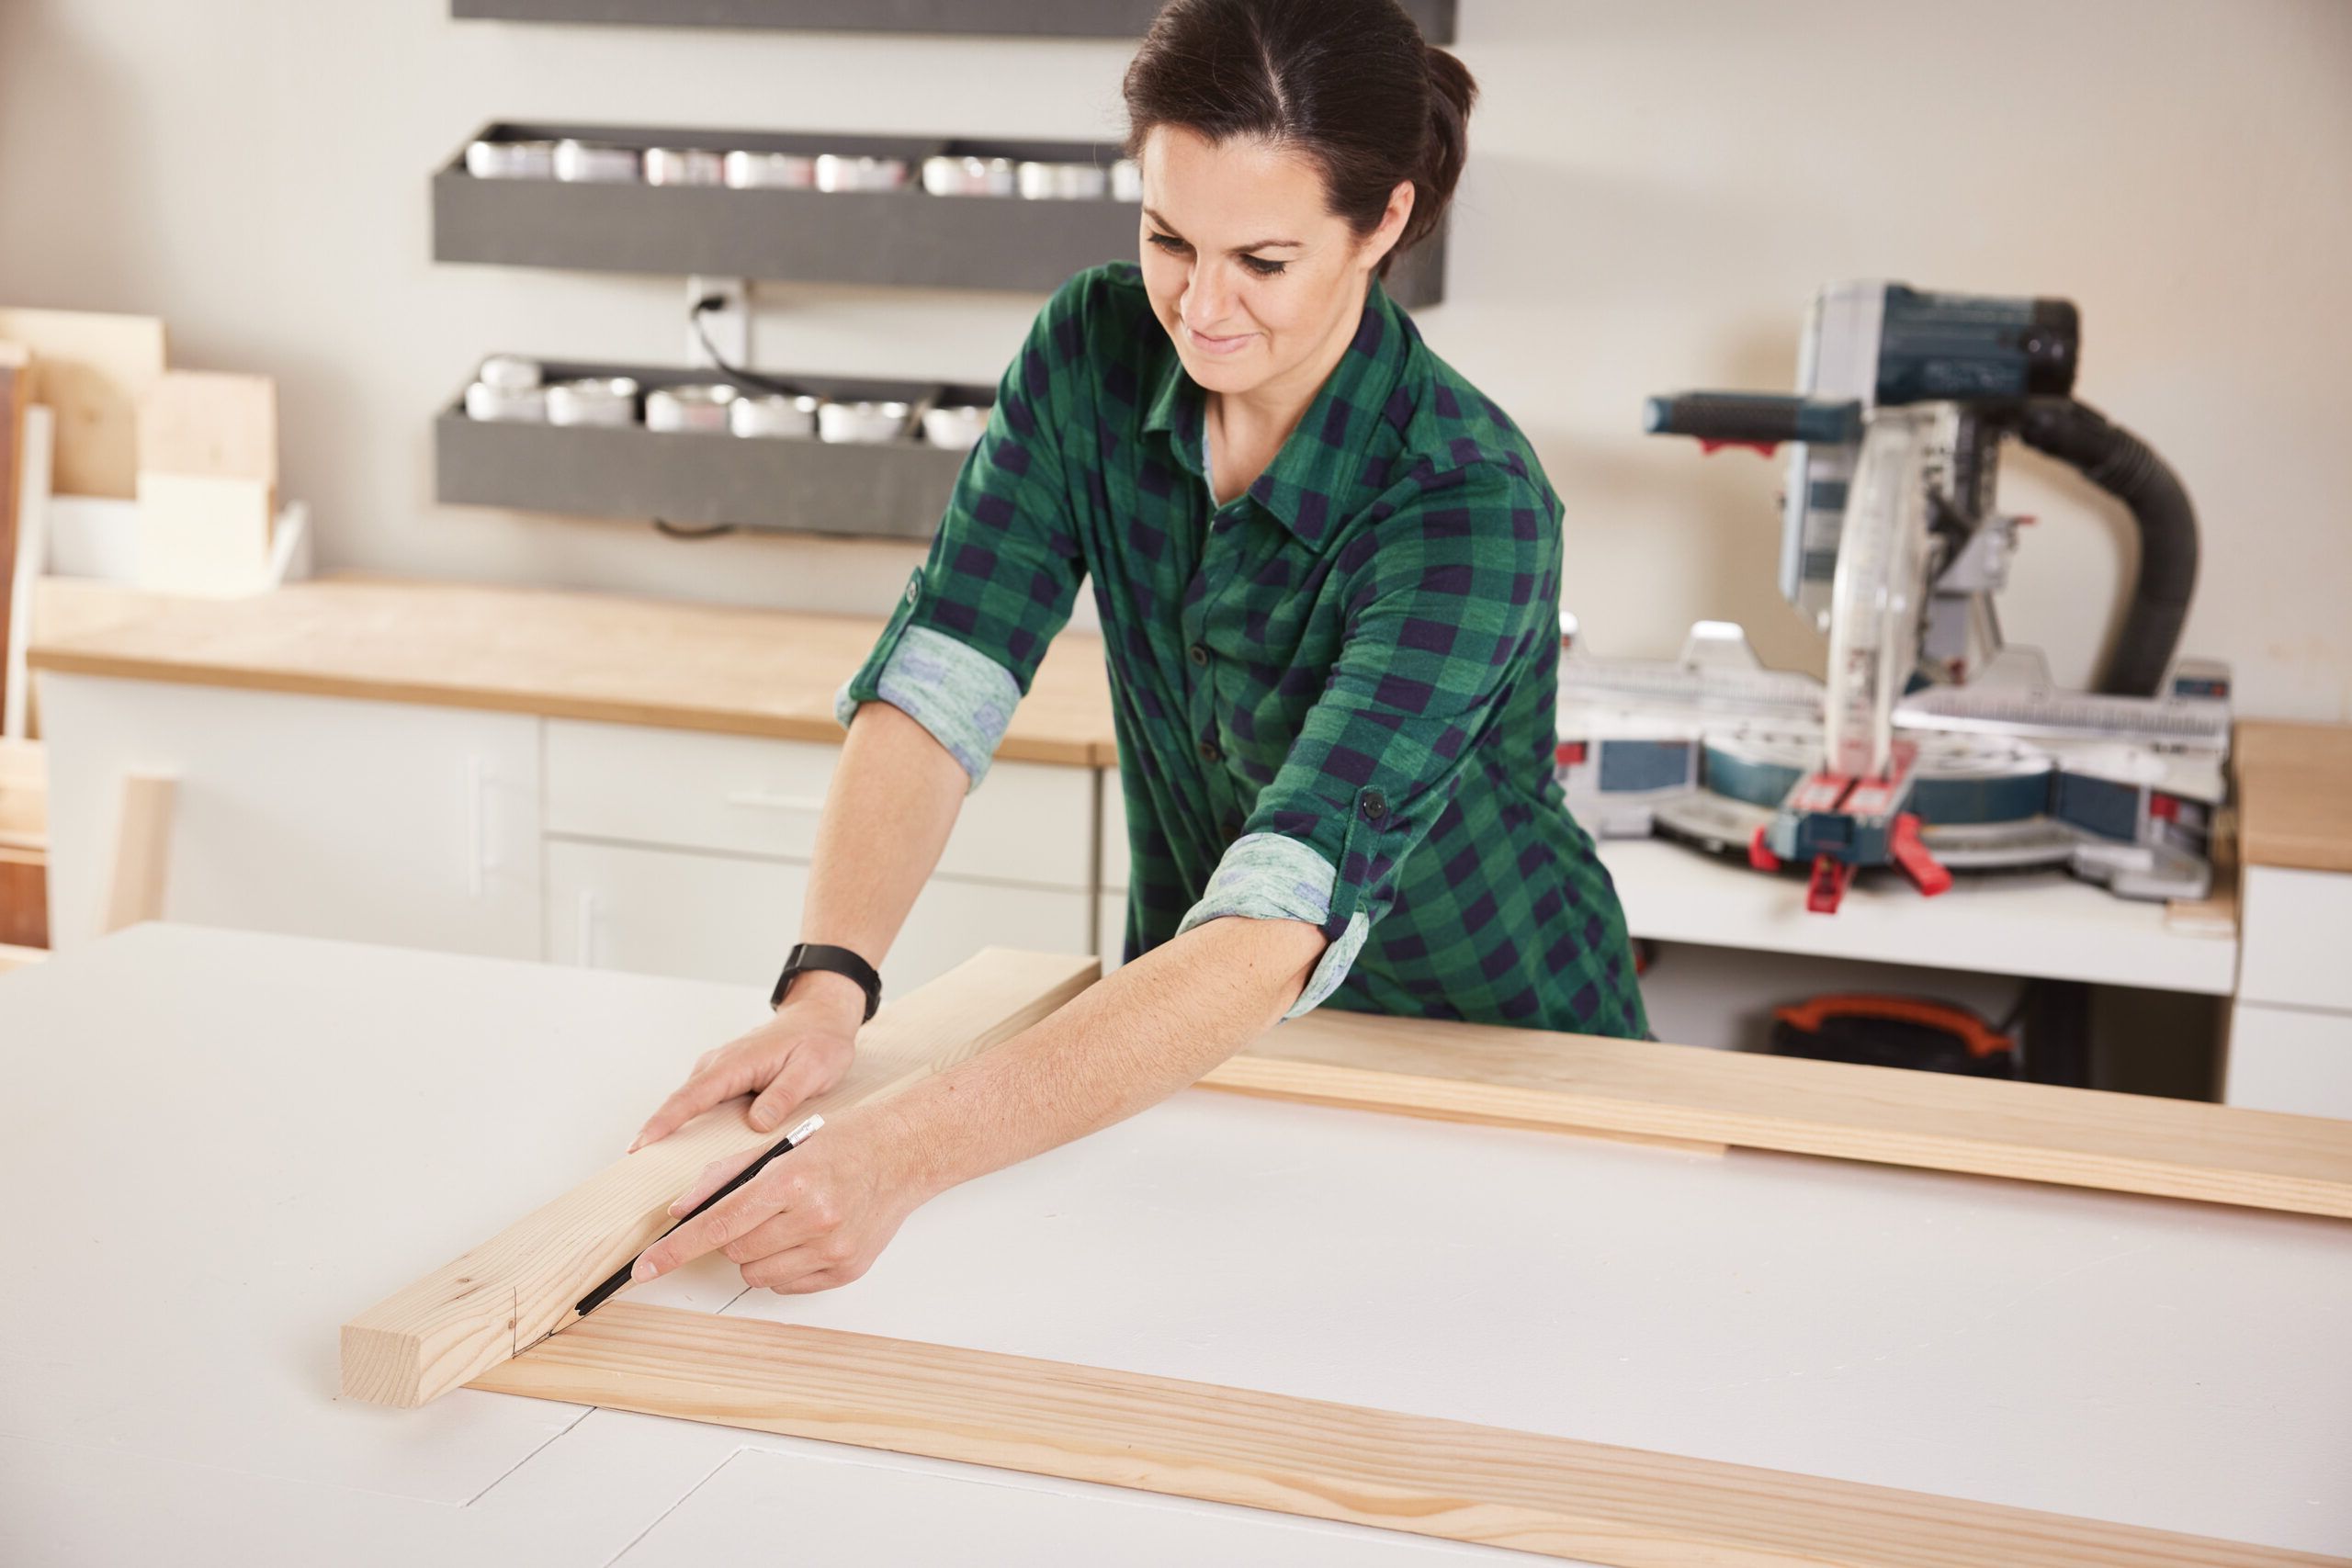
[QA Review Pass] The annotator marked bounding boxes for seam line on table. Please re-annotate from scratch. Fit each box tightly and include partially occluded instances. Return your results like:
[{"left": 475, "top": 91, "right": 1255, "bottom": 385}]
[
  {"left": 596, "top": 1446, "right": 749, "bottom": 1567},
  {"left": 461, "top": 1404, "right": 594, "bottom": 1508}
]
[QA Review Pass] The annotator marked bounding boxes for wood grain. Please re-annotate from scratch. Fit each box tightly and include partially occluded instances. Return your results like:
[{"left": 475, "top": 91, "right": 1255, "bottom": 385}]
[
  {"left": 0, "top": 308, "right": 167, "bottom": 499},
  {"left": 1211, "top": 1005, "right": 2352, "bottom": 1220},
  {"left": 2235, "top": 720, "right": 2352, "bottom": 874},
  {"left": 30, "top": 576, "right": 1119, "bottom": 767},
  {"left": 341, "top": 947, "right": 1098, "bottom": 1408},
  {"left": 136, "top": 370, "right": 277, "bottom": 484},
  {"left": 0, "top": 346, "right": 24, "bottom": 730},
  {"left": 98, "top": 773, "right": 173, "bottom": 933},
  {"left": 472, "top": 1302, "right": 2346, "bottom": 1568}
]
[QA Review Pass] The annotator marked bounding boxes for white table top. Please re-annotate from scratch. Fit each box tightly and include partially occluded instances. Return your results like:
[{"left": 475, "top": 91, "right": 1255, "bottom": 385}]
[
  {"left": 1597, "top": 838, "right": 2239, "bottom": 994},
  {"left": 3, "top": 924, "right": 2343, "bottom": 1566}
]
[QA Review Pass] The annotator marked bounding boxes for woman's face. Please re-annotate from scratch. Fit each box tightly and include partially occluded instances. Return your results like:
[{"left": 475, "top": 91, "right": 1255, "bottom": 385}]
[{"left": 1136, "top": 125, "right": 1411, "bottom": 400}]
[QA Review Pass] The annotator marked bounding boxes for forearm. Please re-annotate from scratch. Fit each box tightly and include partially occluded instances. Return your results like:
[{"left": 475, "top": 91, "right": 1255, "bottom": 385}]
[
  {"left": 876, "top": 913, "right": 1329, "bottom": 1198},
  {"left": 792, "top": 701, "right": 969, "bottom": 1013}
]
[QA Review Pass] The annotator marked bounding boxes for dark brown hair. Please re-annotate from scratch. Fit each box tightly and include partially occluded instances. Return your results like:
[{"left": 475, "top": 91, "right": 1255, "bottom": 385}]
[{"left": 1121, "top": 0, "right": 1476, "bottom": 278}]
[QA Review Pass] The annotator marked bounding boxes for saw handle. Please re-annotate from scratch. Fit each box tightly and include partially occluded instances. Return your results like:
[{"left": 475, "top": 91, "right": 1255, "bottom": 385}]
[{"left": 1644, "top": 392, "right": 1862, "bottom": 451}]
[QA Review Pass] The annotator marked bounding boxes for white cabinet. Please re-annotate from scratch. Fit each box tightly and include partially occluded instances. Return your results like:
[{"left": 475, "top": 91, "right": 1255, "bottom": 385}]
[
  {"left": 544, "top": 718, "right": 1093, "bottom": 888},
  {"left": 545, "top": 838, "right": 1091, "bottom": 997},
  {"left": 2237, "top": 867, "right": 2352, "bottom": 1012},
  {"left": 1098, "top": 767, "right": 1129, "bottom": 972},
  {"left": 2224, "top": 866, "right": 2352, "bottom": 1117},
  {"left": 541, "top": 719, "right": 1098, "bottom": 995},
  {"left": 37, "top": 676, "right": 1108, "bottom": 995},
  {"left": 37, "top": 672, "right": 541, "bottom": 958},
  {"left": 2222, "top": 1001, "right": 2352, "bottom": 1117}
]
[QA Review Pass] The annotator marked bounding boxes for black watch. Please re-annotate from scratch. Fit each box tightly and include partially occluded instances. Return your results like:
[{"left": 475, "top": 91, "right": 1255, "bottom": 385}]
[{"left": 770, "top": 942, "right": 882, "bottom": 1021}]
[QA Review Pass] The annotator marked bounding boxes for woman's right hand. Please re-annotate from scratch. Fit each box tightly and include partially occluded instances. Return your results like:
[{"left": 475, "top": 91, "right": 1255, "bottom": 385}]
[{"left": 628, "top": 974, "right": 865, "bottom": 1151}]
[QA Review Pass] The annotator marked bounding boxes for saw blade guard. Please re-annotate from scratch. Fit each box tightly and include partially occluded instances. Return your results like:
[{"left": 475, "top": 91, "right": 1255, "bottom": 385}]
[{"left": 1823, "top": 410, "right": 1932, "bottom": 779}]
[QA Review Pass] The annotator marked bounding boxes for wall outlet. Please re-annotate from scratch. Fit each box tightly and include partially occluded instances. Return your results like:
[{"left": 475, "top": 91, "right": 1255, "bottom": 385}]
[{"left": 687, "top": 276, "right": 751, "bottom": 369}]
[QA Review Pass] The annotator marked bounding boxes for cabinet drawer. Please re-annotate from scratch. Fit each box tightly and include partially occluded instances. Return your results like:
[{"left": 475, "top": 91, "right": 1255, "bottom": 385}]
[
  {"left": 1101, "top": 767, "right": 1129, "bottom": 891},
  {"left": 38, "top": 672, "right": 542, "bottom": 958},
  {"left": 546, "top": 838, "right": 1092, "bottom": 996},
  {"left": 545, "top": 719, "right": 1093, "bottom": 889},
  {"left": 2239, "top": 866, "right": 2352, "bottom": 1011},
  {"left": 2223, "top": 1000, "right": 2352, "bottom": 1119}
]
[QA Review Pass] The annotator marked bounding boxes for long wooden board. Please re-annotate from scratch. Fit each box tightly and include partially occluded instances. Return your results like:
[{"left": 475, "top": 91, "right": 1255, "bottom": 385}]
[
  {"left": 1210, "top": 1007, "right": 2352, "bottom": 1220},
  {"left": 471, "top": 1303, "right": 2345, "bottom": 1568},
  {"left": 340, "top": 947, "right": 1097, "bottom": 1407},
  {"left": 0, "top": 308, "right": 167, "bottom": 499}
]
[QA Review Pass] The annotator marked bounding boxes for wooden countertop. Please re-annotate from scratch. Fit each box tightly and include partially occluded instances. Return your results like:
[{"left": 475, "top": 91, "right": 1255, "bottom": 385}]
[
  {"left": 2235, "top": 720, "right": 2352, "bottom": 874},
  {"left": 27, "top": 577, "right": 1120, "bottom": 767}
]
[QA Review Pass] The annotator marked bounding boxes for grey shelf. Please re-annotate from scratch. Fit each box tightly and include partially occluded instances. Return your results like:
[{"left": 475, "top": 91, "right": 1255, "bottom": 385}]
[
  {"left": 451, "top": 0, "right": 1456, "bottom": 42},
  {"left": 435, "top": 362, "right": 987, "bottom": 541},
  {"left": 433, "top": 121, "right": 1447, "bottom": 306}
]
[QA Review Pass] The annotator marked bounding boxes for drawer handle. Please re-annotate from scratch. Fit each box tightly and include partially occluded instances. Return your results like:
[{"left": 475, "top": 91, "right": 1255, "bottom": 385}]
[{"left": 724, "top": 788, "right": 829, "bottom": 814}]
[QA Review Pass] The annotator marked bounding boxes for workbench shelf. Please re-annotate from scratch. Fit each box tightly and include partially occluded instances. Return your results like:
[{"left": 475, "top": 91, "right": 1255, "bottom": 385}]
[
  {"left": 435, "top": 360, "right": 986, "bottom": 540},
  {"left": 433, "top": 121, "right": 1447, "bottom": 305},
  {"left": 448, "top": 0, "right": 1457, "bottom": 42}
]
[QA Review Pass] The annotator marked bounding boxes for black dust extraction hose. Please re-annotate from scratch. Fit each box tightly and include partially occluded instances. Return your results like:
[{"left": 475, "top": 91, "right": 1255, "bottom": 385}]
[{"left": 2015, "top": 399, "right": 2199, "bottom": 698}]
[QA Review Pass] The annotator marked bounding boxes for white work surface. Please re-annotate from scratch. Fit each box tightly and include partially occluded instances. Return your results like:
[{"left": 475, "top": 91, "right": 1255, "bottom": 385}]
[
  {"left": 3, "top": 925, "right": 2345, "bottom": 1566},
  {"left": 1596, "top": 838, "right": 2239, "bottom": 995}
]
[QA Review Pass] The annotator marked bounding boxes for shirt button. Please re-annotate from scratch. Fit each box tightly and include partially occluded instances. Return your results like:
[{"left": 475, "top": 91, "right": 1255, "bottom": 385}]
[
  {"left": 1361, "top": 790, "right": 1387, "bottom": 821},
  {"left": 1197, "top": 739, "right": 1222, "bottom": 763},
  {"left": 904, "top": 579, "right": 920, "bottom": 604},
  {"left": 1187, "top": 643, "right": 1210, "bottom": 667}
]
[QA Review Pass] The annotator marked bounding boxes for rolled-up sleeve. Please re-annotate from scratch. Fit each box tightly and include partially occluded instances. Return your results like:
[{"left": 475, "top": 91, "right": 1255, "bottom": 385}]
[
  {"left": 1175, "top": 460, "right": 1557, "bottom": 1019},
  {"left": 834, "top": 276, "right": 1092, "bottom": 791}
]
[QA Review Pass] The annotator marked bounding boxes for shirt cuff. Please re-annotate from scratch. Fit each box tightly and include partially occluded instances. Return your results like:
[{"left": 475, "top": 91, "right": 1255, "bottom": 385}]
[
  {"left": 1174, "top": 832, "right": 1371, "bottom": 1021},
  {"left": 831, "top": 625, "right": 1021, "bottom": 794}
]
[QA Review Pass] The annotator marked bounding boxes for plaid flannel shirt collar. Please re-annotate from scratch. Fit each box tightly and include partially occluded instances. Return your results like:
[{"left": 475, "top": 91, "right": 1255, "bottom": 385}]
[{"left": 1139, "top": 273, "right": 1412, "bottom": 546}]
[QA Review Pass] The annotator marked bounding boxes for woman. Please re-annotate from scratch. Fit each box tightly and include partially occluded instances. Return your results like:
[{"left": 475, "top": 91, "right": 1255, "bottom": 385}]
[{"left": 625, "top": 0, "right": 1648, "bottom": 1297}]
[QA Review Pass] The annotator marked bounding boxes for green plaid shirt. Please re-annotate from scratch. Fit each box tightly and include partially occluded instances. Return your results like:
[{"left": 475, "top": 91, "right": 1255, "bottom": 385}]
[{"left": 839, "top": 262, "right": 1646, "bottom": 1036}]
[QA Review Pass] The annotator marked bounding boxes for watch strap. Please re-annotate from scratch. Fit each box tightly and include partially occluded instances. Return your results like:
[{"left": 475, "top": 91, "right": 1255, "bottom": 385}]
[{"left": 771, "top": 942, "right": 882, "bottom": 1021}]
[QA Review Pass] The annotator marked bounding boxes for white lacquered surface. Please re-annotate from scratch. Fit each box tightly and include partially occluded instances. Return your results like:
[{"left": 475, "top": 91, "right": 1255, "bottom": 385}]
[
  {"left": 1, "top": 925, "right": 2343, "bottom": 1566},
  {"left": 1597, "top": 837, "right": 2239, "bottom": 995}
]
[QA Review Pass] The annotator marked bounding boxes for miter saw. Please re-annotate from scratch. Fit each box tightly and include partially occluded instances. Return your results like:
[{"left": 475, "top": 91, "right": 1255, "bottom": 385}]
[{"left": 1555, "top": 281, "right": 2229, "bottom": 912}]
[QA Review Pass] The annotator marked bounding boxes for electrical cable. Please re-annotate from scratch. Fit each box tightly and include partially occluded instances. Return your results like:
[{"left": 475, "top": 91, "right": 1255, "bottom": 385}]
[{"left": 689, "top": 293, "right": 803, "bottom": 398}]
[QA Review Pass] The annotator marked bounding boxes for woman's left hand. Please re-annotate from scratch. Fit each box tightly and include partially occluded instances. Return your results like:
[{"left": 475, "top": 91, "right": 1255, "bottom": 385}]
[{"left": 629, "top": 1108, "right": 928, "bottom": 1295}]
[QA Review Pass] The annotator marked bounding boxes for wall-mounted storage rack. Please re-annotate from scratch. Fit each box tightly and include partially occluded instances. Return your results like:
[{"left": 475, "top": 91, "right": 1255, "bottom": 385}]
[
  {"left": 434, "top": 122, "right": 1448, "bottom": 305},
  {"left": 435, "top": 361, "right": 989, "bottom": 540},
  {"left": 450, "top": 0, "right": 1457, "bottom": 43}
]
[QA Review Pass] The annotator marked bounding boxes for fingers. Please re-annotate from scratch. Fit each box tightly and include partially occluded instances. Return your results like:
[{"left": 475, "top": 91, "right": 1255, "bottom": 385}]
[
  {"left": 632, "top": 1176, "right": 775, "bottom": 1280},
  {"left": 744, "top": 1051, "right": 834, "bottom": 1134},
  {"left": 664, "top": 1143, "right": 767, "bottom": 1219},
  {"left": 736, "top": 1241, "right": 853, "bottom": 1294},
  {"left": 713, "top": 1188, "right": 838, "bottom": 1264},
  {"left": 629, "top": 1057, "right": 754, "bottom": 1153}
]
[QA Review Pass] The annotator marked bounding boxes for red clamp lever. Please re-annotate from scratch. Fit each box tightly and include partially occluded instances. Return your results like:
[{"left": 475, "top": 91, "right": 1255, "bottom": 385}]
[
  {"left": 1888, "top": 813, "right": 1952, "bottom": 897},
  {"left": 1805, "top": 854, "right": 1851, "bottom": 914},
  {"left": 1748, "top": 826, "right": 1782, "bottom": 873}
]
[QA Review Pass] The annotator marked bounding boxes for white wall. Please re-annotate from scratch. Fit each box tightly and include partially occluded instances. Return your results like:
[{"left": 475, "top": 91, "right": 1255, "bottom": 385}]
[{"left": 2, "top": 0, "right": 2346, "bottom": 718}]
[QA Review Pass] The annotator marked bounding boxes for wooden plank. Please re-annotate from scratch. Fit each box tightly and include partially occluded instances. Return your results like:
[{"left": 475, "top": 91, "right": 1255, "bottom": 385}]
[
  {"left": 2235, "top": 719, "right": 2352, "bottom": 874},
  {"left": 341, "top": 946, "right": 1098, "bottom": 1408},
  {"left": 136, "top": 370, "right": 277, "bottom": 484},
  {"left": 98, "top": 773, "right": 174, "bottom": 933},
  {"left": 1209, "top": 1006, "right": 2352, "bottom": 1220},
  {"left": 472, "top": 1302, "right": 2346, "bottom": 1568},
  {"left": 0, "top": 308, "right": 167, "bottom": 499},
  {"left": 0, "top": 347, "right": 24, "bottom": 732},
  {"left": 3, "top": 405, "right": 52, "bottom": 740},
  {"left": 29, "top": 577, "right": 1120, "bottom": 767}
]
